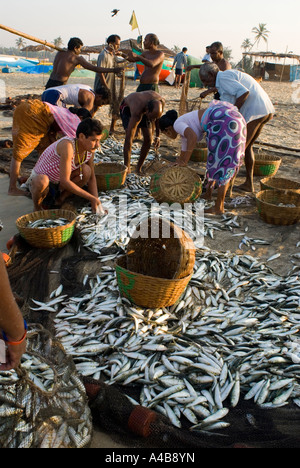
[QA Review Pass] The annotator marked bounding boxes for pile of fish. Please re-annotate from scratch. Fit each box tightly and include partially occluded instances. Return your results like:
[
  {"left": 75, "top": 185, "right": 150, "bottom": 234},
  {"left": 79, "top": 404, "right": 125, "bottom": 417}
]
[
  {"left": 27, "top": 218, "right": 70, "bottom": 229},
  {"left": 0, "top": 325, "right": 92, "bottom": 448},
  {"left": 43, "top": 245, "right": 300, "bottom": 434},
  {"left": 44, "top": 143, "right": 298, "bottom": 434}
]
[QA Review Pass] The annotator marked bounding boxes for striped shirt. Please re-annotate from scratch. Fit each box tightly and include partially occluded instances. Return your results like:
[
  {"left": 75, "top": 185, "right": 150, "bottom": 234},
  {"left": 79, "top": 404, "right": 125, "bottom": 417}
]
[{"left": 34, "top": 137, "right": 93, "bottom": 184}]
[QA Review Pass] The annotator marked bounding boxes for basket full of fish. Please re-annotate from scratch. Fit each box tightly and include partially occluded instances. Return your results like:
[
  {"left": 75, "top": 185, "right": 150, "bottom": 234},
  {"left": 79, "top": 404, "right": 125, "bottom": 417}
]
[
  {"left": 16, "top": 210, "right": 77, "bottom": 249},
  {"left": 115, "top": 217, "right": 195, "bottom": 309},
  {"left": 0, "top": 325, "right": 93, "bottom": 448},
  {"left": 94, "top": 162, "right": 128, "bottom": 191},
  {"left": 256, "top": 190, "right": 300, "bottom": 226}
]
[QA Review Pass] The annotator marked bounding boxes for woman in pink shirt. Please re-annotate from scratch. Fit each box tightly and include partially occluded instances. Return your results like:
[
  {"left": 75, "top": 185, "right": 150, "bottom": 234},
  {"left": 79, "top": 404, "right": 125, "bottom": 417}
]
[{"left": 29, "top": 118, "right": 104, "bottom": 213}]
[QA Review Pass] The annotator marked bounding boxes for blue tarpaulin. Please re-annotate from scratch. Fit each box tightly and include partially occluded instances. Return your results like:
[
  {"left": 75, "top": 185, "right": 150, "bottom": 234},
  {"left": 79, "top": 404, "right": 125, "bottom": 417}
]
[{"left": 19, "top": 64, "right": 53, "bottom": 74}]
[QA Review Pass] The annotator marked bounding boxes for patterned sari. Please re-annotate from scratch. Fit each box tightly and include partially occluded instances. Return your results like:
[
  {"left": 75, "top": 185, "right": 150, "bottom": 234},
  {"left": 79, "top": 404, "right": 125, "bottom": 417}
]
[{"left": 201, "top": 101, "right": 247, "bottom": 186}]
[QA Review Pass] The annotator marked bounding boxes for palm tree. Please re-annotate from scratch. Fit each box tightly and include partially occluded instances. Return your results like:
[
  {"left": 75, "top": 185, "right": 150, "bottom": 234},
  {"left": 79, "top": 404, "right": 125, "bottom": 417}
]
[
  {"left": 241, "top": 38, "right": 253, "bottom": 53},
  {"left": 252, "top": 23, "right": 270, "bottom": 50},
  {"left": 53, "top": 37, "right": 63, "bottom": 48},
  {"left": 15, "top": 37, "right": 26, "bottom": 50}
]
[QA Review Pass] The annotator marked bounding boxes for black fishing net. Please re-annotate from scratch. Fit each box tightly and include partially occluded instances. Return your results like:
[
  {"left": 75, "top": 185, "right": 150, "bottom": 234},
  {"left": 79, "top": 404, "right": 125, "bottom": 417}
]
[{"left": 0, "top": 325, "right": 92, "bottom": 448}]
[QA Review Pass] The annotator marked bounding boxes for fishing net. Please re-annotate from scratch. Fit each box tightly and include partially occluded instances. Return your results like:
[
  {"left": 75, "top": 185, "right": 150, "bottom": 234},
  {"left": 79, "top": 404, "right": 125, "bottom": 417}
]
[
  {"left": 110, "top": 68, "right": 126, "bottom": 120},
  {"left": 0, "top": 324, "right": 92, "bottom": 448}
]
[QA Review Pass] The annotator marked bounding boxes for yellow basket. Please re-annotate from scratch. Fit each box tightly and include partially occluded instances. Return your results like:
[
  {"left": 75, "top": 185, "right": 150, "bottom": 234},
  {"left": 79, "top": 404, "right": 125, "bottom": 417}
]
[
  {"left": 150, "top": 166, "right": 202, "bottom": 205},
  {"left": 256, "top": 190, "right": 300, "bottom": 226},
  {"left": 95, "top": 163, "right": 128, "bottom": 191},
  {"left": 126, "top": 217, "right": 195, "bottom": 280},
  {"left": 16, "top": 210, "right": 77, "bottom": 249},
  {"left": 260, "top": 177, "right": 300, "bottom": 194},
  {"left": 254, "top": 154, "right": 282, "bottom": 177},
  {"left": 116, "top": 256, "right": 192, "bottom": 309}
]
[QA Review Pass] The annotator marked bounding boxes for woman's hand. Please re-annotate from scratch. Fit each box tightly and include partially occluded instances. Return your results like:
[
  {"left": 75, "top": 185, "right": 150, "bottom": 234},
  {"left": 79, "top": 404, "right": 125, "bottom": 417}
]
[{"left": 0, "top": 340, "right": 27, "bottom": 371}]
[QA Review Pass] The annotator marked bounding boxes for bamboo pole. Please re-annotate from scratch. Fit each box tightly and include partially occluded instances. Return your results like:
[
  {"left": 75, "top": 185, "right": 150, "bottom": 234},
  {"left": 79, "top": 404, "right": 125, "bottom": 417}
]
[{"left": 0, "top": 23, "right": 63, "bottom": 52}]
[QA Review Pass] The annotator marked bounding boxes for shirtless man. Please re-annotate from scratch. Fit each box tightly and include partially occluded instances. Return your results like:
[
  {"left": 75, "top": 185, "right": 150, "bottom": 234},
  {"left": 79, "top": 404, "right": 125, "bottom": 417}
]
[
  {"left": 45, "top": 37, "right": 123, "bottom": 89},
  {"left": 126, "top": 34, "right": 165, "bottom": 93},
  {"left": 42, "top": 84, "right": 111, "bottom": 115},
  {"left": 120, "top": 91, "right": 165, "bottom": 174}
]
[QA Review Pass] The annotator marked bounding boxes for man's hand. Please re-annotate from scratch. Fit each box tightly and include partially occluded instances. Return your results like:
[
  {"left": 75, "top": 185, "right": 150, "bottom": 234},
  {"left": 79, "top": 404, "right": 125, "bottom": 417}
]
[
  {"left": 153, "top": 136, "right": 161, "bottom": 151},
  {"left": 126, "top": 51, "right": 138, "bottom": 63},
  {"left": 113, "top": 66, "right": 124, "bottom": 74}
]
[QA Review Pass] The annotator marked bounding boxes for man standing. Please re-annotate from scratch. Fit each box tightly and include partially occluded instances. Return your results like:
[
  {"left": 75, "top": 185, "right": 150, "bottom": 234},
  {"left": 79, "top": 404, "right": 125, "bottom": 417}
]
[
  {"left": 172, "top": 47, "right": 188, "bottom": 89},
  {"left": 94, "top": 35, "right": 126, "bottom": 135},
  {"left": 120, "top": 91, "right": 165, "bottom": 174},
  {"left": 127, "top": 34, "right": 165, "bottom": 93},
  {"left": 209, "top": 42, "right": 232, "bottom": 72},
  {"left": 45, "top": 37, "right": 123, "bottom": 89}
]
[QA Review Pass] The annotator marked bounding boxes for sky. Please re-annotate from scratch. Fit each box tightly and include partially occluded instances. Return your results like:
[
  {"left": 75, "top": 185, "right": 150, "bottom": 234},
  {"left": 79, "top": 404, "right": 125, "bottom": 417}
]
[{"left": 0, "top": 0, "right": 299, "bottom": 63}]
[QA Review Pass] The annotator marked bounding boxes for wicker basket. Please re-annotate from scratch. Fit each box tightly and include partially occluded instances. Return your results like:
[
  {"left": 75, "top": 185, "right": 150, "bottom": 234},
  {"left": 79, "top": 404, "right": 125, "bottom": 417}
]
[
  {"left": 116, "top": 256, "right": 192, "bottom": 309},
  {"left": 254, "top": 154, "right": 282, "bottom": 177},
  {"left": 150, "top": 166, "right": 202, "bottom": 205},
  {"left": 190, "top": 142, "right": 208, "bottom": 162},
  {"left": 260, "top": 177, "right": 300, "bottom": 194},
  {"left": 16, "top": 209, "right": 77, "bottom": 249},
  {"left": 95, "top": 163, "right": 128, "bottom": 191},
  {"left": 126, "top": 217, "right": 195, "bottom": 280},
  {"left": 256, "top": 190, "right": 300, "bottom": 226}
]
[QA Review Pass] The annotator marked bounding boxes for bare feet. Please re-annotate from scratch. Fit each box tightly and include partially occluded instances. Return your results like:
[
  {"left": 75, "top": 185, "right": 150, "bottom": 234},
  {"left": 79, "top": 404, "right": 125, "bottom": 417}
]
[
  {"left": 8, "top": 187, "right": 30, "bottom": 197},
  {"left": 234, "top": 183, "right": 254, "bottom": 193}
]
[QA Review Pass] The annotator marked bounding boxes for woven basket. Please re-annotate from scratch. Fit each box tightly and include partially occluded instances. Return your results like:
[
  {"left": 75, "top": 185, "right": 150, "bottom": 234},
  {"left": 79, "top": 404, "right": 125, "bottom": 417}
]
[
  {"left": 190, "top": 142, "right": 208, "bottom": 162},
  {"left": 95, "top": 163, "right": 127, "bottom": 191},
  {"left": 126, "top": 217, "right": 195, "bottom": 280},
  {"left": 16, "top": 210, "right": 76, "bottom": 249},
  {"left": 116, "top": 256, "right": 192, "bottom": 309},
  {"left": 260, "top": 177, "right": 300, "bottom": 194},
  {"left": 256, "top": 190, "right": 300, "bottom": 226},
  {"left": 254, "top": 154, "right": 282, "bottom": 177},
  {"left": 150, "top": 166, "right": 202, "bottom": 205}
]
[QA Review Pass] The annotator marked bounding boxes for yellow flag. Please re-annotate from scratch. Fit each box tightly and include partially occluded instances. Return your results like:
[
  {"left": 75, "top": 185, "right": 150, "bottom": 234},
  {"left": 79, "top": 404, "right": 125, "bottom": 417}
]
[{"left": 129, "top": 11, "right": 139, "bottom": 31}]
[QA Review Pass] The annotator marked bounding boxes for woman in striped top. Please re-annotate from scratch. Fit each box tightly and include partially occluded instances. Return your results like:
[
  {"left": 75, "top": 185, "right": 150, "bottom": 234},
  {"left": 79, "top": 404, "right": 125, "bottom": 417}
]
[{"left": 29, "top": 118, "right": 104, "bottom": 213}]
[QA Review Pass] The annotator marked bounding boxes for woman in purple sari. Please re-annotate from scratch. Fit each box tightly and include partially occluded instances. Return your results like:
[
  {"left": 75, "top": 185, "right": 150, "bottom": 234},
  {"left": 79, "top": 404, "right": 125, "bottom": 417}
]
[{"left": 159, "top": 101, "right": 247, "bottom": 214}]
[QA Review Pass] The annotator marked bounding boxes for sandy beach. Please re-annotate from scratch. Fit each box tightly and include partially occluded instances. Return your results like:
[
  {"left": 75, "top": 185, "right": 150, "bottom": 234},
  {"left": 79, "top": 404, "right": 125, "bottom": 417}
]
[{"left": 0, "top": 72, "right": 299, "bottom": 449}]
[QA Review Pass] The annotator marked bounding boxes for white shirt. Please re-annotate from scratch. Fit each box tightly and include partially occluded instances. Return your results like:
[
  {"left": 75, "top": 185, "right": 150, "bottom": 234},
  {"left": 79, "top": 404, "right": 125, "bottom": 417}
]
[
  {"left": 50, "top": 84, "right": 94, "bottom": 107},
  {"left": 202, "top": 53, "right": 212, "bottom": 62},
  {"left": 173, "top": 111, "right": 204, "bottom": 151},
  {"left": 215, "top": 70, "right": 275, "bottom": 123}
]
